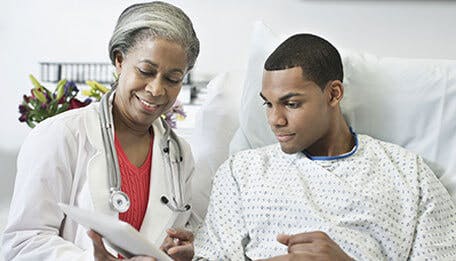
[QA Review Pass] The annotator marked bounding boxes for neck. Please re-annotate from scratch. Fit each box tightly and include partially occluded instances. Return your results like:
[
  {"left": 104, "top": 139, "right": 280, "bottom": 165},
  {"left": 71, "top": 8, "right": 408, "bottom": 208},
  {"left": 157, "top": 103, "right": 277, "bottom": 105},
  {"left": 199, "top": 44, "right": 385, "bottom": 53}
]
[
  {"left": 305, "top": 113, "right": 355, "bottom": 157},
  {"left": 112, "top": 105, "right": 151, "bottom": 140}
]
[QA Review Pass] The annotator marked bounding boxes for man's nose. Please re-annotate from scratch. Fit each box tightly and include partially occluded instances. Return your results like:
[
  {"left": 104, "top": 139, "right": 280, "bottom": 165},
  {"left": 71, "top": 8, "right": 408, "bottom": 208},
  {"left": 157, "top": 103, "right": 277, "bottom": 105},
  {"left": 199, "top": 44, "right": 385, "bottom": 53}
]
[{"left": 268, "top": 107, "right": 287, "bottom": 127}]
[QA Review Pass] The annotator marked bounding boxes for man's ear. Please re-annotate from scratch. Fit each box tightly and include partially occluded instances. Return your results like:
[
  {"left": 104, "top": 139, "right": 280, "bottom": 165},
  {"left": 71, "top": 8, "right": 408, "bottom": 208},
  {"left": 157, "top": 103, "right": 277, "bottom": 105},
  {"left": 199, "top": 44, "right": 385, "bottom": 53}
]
[
  {"left": 114, "top": 52, "right": 124, "bottom": 75},
  {"left": 326, "top": 80, "right": 344, "bottom": 107}
]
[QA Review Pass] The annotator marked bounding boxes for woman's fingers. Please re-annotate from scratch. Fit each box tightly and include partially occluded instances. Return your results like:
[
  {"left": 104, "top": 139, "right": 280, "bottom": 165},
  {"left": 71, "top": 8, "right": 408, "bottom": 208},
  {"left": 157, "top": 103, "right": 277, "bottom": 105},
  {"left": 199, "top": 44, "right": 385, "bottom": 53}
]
[
  {"left": 167, "top": 244, "right": 194, "bottom": 261},
  {"left": 87, "top": 230, "right": 117, "bottom": 260},
  {"left": 166, "top": 228, "right": 194, "bottom": 242}
]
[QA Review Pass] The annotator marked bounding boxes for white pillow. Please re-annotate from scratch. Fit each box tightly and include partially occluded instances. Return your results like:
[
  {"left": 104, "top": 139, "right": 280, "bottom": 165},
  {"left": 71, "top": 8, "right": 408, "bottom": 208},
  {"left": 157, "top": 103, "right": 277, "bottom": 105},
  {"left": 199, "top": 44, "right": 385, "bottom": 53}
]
[
  {"left": 229, "top": 22, "right": 456, "bottom": 203},
  {"left": 190, "top": 71, "right": 245, "bottom": 218},
  {"left": 229, "top": 21, "right": 281, "bottom": 154},
  {"left": 340, "top": 50, "right": 456, "bottom": 201}
]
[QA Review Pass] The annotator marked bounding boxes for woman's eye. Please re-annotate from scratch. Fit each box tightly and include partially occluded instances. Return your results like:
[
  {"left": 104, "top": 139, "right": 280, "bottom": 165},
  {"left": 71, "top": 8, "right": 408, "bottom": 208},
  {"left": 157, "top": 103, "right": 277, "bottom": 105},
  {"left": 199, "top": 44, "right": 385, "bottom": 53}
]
[
  {"left": 167, "top": 77, "right": 181, "bottom": 84},
  {"left": 138, "top": 68, "right": 155, "bottom": 76}
]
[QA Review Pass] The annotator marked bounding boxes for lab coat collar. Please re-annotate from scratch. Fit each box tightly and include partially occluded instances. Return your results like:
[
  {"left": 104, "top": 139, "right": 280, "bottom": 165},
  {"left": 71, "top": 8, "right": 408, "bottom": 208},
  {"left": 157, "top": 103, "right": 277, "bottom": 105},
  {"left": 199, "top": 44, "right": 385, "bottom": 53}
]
[{"left": 83, "top": 100, "right": 177, "bottom": 246}]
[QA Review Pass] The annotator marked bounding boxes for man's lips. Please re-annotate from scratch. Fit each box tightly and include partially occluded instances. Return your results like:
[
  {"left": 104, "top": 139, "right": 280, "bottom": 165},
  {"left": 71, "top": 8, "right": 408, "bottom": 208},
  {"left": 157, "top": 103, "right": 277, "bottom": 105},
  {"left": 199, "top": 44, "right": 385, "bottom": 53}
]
[{"left": 275, "top": 133, "right": 295, "bottom": 142}]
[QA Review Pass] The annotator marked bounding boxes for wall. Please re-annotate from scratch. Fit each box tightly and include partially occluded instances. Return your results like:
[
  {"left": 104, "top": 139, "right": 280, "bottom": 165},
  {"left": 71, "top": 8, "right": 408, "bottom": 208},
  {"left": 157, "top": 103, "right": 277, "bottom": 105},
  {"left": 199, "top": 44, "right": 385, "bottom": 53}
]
[
  {"left": 1, "top": 0, "right": 456, "bottom": 201},
  {"left": 2, "top": 0, "right": 456, "bottom": 152}
]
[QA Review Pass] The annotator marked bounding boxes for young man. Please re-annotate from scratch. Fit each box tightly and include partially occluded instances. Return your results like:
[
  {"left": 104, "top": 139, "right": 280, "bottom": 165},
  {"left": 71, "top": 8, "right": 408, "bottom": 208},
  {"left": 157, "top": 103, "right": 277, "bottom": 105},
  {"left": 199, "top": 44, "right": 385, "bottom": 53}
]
[{"left": 193, "top": 34, "right": 456, "bottom": 260}]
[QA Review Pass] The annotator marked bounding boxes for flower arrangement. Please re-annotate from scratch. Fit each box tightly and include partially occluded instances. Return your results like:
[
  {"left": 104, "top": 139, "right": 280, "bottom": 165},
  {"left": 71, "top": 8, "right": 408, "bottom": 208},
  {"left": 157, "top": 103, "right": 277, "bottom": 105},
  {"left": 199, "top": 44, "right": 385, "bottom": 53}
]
[
  {"left": 19, "top": 75, "right": 186, "bottom": 128},
  {"left": 18, "top": 75, "right": 91, "bottom": 128}
]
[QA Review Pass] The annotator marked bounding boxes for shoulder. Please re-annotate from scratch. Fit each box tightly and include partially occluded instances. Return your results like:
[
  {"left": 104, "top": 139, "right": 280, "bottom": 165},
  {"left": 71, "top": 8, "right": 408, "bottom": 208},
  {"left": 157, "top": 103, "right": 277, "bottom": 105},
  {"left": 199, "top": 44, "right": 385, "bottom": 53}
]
[
  {"left": 231, "top": 143, "right": 282, "bottom": 164},
  {"left": 22, "top": 103, "right": 99, "bottom": 152},
  {"left": 217, "top": 143, "right": 285, "bottom": 179},
  {"left": 30, "top": 103, "right": 99, "bottom": 137},
  {"left": 358, "top": 134, "right": 418, "bottom": 161}
]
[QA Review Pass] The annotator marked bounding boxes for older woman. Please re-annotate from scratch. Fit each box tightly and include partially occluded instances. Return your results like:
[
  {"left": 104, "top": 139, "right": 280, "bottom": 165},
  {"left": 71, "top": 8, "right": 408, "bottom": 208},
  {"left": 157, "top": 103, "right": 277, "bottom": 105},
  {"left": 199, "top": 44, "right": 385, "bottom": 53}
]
[{"left": 2, "top": 2, "right": 200, "bottom": 260}]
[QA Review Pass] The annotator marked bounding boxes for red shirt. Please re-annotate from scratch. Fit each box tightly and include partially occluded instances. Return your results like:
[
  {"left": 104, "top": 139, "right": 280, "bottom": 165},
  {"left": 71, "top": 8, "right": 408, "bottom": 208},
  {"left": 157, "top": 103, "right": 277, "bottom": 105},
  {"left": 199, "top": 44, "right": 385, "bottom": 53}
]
[{"left": 114, "top": 133, "right": 153, "bottom": 231}]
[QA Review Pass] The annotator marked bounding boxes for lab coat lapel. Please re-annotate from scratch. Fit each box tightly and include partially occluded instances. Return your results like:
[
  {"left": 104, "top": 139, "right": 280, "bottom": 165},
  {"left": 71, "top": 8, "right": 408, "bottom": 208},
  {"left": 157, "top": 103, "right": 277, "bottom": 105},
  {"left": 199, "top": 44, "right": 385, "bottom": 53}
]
[
  {"left": 140, "top": 119, "right": 177, "bottom": 246},
  {"left": 84, "top": 103, "right": 118, "bottom": 217}
]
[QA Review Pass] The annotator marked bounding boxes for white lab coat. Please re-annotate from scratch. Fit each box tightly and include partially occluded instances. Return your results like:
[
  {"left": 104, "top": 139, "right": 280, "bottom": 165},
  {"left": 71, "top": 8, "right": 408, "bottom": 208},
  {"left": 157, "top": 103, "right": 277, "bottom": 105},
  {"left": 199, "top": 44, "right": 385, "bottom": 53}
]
[{"left": 2, "top": 102, "right": 199, "bottom": 261}]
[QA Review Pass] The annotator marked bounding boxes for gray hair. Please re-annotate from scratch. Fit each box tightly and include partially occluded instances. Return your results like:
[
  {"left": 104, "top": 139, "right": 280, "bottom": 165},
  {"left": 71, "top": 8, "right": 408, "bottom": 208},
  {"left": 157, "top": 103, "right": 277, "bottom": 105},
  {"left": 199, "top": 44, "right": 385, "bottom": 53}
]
[{"left": 108, "top": 1, "right": 200, "bottom": 70}]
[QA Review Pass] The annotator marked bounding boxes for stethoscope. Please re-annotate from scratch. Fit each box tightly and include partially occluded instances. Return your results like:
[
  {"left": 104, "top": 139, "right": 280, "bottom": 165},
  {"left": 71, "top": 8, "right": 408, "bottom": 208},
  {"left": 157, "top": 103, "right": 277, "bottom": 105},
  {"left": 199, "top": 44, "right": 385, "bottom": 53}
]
[{"left": 99, "top": 90, "right": 191, "bottom": 213}]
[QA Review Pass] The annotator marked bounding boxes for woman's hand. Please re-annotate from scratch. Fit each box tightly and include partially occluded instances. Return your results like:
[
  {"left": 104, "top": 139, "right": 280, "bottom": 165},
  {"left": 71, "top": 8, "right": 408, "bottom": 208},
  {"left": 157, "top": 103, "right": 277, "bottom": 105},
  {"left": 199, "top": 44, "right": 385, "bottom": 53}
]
[
  {"left": 88, "top": 230, "right": 156, "bottom": 261},
  {"left": 160, "top": 228, "right": 194, "bottom": 261}
]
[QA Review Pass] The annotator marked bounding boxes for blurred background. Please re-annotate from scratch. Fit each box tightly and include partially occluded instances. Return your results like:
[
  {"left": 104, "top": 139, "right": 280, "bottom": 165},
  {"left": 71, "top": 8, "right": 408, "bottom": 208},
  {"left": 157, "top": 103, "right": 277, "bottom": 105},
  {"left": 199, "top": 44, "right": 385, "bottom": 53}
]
[{"left": 1, "top": 0, "right": 456, "bottom": 257}]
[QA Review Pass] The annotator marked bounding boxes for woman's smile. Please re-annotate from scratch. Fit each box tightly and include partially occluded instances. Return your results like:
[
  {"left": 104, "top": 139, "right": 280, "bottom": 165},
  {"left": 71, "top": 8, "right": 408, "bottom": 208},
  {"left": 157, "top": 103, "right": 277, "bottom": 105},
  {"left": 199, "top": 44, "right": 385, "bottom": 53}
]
[{"left": 135, "top": 93, "right": 162, "bottom": 113}]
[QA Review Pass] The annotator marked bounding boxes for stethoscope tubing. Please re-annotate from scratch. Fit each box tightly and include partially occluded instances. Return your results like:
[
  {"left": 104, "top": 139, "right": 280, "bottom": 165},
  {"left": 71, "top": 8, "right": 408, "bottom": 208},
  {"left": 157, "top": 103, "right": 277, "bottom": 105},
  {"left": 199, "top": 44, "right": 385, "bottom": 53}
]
[{"left": 99, "top": 90, "right": 190, "bottom": 213}]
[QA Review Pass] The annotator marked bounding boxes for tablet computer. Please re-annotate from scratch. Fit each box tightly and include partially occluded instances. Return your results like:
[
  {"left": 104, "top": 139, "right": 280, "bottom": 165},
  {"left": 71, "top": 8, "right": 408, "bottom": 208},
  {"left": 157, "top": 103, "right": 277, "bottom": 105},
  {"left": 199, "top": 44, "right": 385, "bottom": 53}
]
[{"left": 58, "top": 203, "right": 172, "bottom": 261}]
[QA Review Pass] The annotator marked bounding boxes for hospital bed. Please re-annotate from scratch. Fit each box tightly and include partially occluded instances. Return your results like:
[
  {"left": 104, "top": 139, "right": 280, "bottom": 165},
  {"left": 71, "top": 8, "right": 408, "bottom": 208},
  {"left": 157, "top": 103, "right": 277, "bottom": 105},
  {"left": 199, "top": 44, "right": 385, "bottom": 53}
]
[{"left": 190, "top": 22, "right": 456, "bottom": 218}]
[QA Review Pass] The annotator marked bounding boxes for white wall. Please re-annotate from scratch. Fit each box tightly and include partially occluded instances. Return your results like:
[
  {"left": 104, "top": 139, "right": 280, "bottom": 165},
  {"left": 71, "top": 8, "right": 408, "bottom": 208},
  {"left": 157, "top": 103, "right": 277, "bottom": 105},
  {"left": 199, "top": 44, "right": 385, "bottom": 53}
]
[{"left": 1, "top": 0, "right": 456, "bottom": 152}]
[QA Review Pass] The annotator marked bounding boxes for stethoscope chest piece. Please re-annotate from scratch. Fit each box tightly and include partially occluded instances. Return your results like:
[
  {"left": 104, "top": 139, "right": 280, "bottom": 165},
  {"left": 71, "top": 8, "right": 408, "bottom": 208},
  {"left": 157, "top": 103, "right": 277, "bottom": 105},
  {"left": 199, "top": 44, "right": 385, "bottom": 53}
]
[{"left": 109, "top": 190, "right": 131, "bottom": 213}]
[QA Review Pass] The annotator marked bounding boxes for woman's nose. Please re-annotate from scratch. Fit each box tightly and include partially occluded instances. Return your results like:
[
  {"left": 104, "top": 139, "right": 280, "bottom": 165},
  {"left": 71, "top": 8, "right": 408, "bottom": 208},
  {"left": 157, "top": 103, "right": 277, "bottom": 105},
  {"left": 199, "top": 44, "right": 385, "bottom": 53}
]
[{"left": 146, "top": 79, "right": 166, "bottom": 96}]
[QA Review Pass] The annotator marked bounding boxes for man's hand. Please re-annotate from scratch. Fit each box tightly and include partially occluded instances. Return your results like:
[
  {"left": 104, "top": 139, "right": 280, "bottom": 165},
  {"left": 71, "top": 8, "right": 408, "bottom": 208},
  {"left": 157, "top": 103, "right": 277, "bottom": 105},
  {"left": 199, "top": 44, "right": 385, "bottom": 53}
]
[
  {"left": 160, "top": 228, "right": 194, "bottom": 261},
  {"left": 88, "top": 230, "right": 156, "bottom": 261},
  {"left": 258, "top": 231, "right": 353, "bottom": 261}
]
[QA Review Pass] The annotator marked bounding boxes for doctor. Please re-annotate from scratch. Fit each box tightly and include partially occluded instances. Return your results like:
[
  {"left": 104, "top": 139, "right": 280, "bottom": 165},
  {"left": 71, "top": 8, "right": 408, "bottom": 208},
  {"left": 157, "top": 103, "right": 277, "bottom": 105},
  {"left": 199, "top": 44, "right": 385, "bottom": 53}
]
[{"left": 2, "top": 2, "right": 200, "bottom": 260}]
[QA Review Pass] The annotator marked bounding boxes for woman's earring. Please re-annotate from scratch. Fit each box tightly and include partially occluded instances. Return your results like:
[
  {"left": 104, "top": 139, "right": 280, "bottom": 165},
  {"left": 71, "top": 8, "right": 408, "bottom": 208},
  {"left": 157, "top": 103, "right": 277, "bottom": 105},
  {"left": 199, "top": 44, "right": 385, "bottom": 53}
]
[{"left": 113, "top": 72, "right": 120, "bottom": 81}]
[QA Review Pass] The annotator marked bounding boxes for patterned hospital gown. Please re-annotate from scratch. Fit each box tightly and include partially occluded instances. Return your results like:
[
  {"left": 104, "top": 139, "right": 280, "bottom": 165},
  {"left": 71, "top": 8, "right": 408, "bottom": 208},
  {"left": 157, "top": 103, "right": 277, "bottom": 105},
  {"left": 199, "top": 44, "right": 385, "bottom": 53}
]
[{"left": 193, "top": 134, "right": 456, "bottom": 260}]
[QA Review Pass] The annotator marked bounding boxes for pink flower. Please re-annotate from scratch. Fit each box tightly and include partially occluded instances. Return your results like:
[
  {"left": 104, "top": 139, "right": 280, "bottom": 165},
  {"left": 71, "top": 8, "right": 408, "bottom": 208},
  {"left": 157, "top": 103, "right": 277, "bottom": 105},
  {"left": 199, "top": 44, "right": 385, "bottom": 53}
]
[
  {"left": 68, "top": 98, "right": 91, "bottom": 110},
  {"left": 18, "top": 114, "right": 27, "bottom": 122}
]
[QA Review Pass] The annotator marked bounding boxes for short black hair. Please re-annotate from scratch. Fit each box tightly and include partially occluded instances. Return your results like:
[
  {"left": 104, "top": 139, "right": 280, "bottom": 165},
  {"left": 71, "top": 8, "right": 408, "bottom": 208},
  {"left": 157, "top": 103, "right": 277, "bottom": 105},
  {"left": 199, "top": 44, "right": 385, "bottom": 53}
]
[{"left": 264, "top": 34, "right": 343, "bottom": 90}]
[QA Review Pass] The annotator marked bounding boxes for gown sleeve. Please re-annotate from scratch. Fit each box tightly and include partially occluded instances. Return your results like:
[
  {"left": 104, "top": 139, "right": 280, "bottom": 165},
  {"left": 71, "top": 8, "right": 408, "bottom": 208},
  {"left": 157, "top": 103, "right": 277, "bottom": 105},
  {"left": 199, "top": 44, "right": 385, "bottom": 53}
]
[
  {"left": 193, "top": 156, "right": 250, "bottom": 260},
  {"left": 408, "top": 156, "right": 456, "bottom": 259}
]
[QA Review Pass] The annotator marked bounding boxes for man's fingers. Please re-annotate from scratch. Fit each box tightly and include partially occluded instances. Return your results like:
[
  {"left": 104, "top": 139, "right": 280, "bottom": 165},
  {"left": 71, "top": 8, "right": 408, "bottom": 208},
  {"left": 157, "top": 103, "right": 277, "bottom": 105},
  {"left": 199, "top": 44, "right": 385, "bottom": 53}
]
[
  {"left": 258, "top": 253, "right": 315, "bottom": 261},
  {"left": 166, "top": 228, "right": 194, "bottom": 242},
  {"left": 286, "top": 231, "right": 327, "bottom": 246},
  {"left": 257, "top": 254, "right": 293, "bottom": 261},
  {"left": 288, "top": 243, "right": 315, "bottom": 254},
  {"left": 277, "top": 234, "right": 290, "bottom": 245}
]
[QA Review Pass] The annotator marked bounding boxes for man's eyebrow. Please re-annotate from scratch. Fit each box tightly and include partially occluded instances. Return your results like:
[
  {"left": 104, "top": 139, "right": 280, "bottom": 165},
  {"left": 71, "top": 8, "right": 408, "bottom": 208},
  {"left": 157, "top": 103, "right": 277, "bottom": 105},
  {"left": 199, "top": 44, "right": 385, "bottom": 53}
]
[
  {"left": 259, "top": 92, "right": 304, "bottom": 102},
  {"left": 278, "top": 93, "right": 304, "bottom": 102}
]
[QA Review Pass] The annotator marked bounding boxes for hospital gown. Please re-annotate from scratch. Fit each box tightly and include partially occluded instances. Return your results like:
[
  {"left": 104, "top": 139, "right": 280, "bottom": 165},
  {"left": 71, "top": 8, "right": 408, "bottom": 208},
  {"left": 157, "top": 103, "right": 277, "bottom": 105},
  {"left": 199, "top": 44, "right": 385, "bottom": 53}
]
[{"left": 193, "top": 134, "right": 456, "bottom": 260}]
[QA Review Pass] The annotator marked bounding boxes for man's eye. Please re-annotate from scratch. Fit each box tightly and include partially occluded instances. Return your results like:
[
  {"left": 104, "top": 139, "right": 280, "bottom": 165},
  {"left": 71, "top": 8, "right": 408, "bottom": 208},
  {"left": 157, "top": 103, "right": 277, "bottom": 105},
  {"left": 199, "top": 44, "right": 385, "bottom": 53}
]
[
  {"left": 262, "top": 101, "right": 272, "bottom": 108},
  {"left": 286, "top": 102, "right": 299, "bottom": 109}
]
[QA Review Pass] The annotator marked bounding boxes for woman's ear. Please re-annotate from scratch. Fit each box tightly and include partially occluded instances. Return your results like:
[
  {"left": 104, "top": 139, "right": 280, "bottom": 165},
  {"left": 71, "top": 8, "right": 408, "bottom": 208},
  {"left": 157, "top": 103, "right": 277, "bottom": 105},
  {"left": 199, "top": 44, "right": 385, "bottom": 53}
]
[
  {"left": 114, "top": 52, "right": 124, "bottom": 75},
  {"left": 326, "top": 80, "right": 344, "bottom": 107}
]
